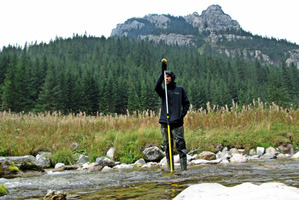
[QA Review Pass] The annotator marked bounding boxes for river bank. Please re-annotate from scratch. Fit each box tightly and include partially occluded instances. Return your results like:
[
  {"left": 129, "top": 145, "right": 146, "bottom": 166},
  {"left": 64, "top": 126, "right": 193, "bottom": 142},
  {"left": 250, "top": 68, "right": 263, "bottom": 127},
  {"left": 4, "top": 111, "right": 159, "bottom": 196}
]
[
  {"left": 1, "top": 144, "right": 299, "bottom": 199},
  {"left": 1, "top": 158, "right": 299, "bottom": 199}
]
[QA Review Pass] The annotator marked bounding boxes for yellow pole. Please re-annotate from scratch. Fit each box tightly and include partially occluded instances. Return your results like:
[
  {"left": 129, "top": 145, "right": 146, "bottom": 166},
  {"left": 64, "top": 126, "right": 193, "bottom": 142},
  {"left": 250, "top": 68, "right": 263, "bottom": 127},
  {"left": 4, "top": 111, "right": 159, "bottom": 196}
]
[
  {"left": 165, "top": 71, "right": 173, "bottom": 172},
  {"left": 162, "top": 58, "right": 173, "bottom": 173},
  {"left": 167, "top": 116, "right": 173, "bottom": 172}
]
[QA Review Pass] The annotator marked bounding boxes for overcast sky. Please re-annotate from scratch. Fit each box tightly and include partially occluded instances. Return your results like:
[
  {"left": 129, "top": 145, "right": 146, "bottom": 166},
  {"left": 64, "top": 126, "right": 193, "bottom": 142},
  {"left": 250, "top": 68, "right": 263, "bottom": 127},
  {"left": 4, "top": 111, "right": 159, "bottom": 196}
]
[{"left": 1, "top": 0, "right": 298, "bottom": 49}]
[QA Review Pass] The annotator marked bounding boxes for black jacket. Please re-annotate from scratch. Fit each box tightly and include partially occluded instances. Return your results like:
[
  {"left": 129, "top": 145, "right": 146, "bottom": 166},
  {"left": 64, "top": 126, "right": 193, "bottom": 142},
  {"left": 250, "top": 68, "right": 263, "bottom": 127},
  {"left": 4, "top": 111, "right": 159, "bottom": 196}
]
[{"left": 155, "top": 73, "right": 190, "bottom": 127}]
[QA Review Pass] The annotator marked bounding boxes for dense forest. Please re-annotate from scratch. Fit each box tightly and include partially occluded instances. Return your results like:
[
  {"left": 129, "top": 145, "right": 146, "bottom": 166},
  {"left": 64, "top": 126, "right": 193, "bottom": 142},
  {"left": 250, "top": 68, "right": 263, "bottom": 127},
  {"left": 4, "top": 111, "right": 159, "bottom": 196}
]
[{"left": 0, "top": 35, "right": 298, "bottom": 115}]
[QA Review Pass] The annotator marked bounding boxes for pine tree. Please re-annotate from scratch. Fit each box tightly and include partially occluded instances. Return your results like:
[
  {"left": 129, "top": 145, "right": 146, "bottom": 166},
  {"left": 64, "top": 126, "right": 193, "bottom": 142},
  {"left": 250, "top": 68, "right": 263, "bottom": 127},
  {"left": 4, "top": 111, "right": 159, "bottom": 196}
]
[
  {"left": 0, "top": 48, "right": 9, "bottom": 86},
  {"left": 127, "top": 80, "right": 140, "bottom": 113},
  {"left": 13, "top": 46, "right": 34, "bottom": 112},
  {"left": 81, "top": 68, "right": 100, "bottom": 115},
  {"left": 267, "top": 71, "right": 290, "bottom": 108},
  {"left": 99, "top": 78, "right": 109, "bottom": 114},
  {"left": 36, "top": 64, "right": 62, "bottom": 112},
  {"left": 1, "top": 52, "right": 18, "bottom": 111}
]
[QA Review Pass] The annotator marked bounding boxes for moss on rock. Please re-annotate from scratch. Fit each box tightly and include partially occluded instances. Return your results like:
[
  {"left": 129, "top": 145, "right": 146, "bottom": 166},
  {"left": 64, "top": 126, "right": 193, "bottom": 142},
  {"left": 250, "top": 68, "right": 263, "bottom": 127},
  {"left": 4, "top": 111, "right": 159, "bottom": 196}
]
[
  {"left": 0, "top": 184, "right": 8, "bottom": 196},
  {"left": 9, "top": 165, "right": 20, "bottom": 173}
]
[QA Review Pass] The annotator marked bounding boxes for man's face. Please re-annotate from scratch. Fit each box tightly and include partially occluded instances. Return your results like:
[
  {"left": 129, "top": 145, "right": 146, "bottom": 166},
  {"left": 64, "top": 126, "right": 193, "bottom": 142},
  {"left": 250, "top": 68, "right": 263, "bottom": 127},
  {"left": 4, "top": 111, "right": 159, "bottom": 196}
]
[{"left": 166, "top": 74, "right": 172, "bottom": 84}]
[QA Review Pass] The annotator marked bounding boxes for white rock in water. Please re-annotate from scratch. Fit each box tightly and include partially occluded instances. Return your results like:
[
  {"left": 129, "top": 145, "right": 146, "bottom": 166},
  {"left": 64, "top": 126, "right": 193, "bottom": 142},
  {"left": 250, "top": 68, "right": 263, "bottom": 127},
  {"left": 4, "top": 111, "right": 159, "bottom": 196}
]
[
  {"left": 191, "top": 159, "right": 222, "bottom": 165},
  {"left": 101, "top": 166, "right": 113, "bottom": 172},
  {"left": 173, "top": 182, "right": 299, "bottom": 200},
  {"left": 54, "top": 163, "right": 65, "bottom": 169},
  {"left": 230, "top": 153, "right": 247, "bottom": 163},
  {"left": 291, "top": 152, "right": 299, "bottom": 159}
]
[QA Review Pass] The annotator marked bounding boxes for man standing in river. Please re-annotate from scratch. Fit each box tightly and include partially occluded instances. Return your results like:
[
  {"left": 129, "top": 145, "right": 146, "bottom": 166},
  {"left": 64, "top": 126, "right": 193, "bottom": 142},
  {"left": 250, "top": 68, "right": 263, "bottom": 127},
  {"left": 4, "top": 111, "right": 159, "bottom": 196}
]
[{"left": 154, "top": 58, "right": 190, "bottom": 171}]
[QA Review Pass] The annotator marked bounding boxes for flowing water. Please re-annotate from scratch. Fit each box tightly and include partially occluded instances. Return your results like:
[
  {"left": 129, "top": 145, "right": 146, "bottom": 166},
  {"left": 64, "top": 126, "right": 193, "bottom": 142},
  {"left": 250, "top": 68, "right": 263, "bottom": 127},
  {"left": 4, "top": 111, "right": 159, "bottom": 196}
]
[{"left": 1, "top": 159, "right": 299, "bottom": 199}]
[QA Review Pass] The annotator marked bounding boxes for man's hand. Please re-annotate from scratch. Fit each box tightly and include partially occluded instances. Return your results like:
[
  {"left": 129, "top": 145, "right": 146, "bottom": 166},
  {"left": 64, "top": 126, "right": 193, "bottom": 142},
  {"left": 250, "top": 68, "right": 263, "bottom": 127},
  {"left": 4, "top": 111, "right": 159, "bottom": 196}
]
[{"left": 161, "top": 58, "right": 167, "bottom": 73}]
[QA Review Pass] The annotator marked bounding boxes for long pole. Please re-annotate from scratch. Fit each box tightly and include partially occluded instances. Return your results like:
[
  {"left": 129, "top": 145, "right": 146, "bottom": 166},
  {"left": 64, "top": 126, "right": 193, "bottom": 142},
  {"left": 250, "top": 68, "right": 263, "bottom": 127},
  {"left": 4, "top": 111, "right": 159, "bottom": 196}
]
[{"left": 164, "top": 70, "right": 174, "bottom": 173}]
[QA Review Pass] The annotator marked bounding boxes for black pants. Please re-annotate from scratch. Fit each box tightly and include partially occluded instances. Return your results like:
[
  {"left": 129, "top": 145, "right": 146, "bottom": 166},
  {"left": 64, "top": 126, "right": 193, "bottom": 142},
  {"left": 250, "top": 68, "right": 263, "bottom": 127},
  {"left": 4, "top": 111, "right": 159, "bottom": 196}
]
[{"left": 161, "top": 126, "right": 187, "bottom": 168}]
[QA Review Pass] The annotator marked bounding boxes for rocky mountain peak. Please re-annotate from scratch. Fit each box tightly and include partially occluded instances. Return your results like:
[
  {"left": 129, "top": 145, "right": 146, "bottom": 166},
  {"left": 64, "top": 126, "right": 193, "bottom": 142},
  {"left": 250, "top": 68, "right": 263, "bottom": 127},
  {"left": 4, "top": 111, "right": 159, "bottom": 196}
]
[
  {"left": 184, "top": 4, "right": 240, "bottom": 31},
  {"left": 111, "top": 4, "right": 240, "bottom": 38},
  {"left": 109, "top": 4, "right": 299, "bottom": 67},
  {"left": 144, "top": 14, "right": 170, "bottom": 29}
]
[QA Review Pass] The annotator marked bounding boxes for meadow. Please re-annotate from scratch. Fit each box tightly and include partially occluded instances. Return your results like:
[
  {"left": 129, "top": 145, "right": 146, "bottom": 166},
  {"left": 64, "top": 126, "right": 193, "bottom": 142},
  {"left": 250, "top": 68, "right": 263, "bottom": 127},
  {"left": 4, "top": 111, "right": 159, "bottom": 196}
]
[{"left": 0, "top": 100, "right": 298, "bottom": 164}]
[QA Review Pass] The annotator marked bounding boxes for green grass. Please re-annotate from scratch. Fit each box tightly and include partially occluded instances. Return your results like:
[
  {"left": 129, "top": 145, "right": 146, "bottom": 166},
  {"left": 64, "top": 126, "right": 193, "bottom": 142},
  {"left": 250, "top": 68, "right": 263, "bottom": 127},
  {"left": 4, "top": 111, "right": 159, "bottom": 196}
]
[{"left": 0, "top": 101, "right": 298, "bottom": 164}]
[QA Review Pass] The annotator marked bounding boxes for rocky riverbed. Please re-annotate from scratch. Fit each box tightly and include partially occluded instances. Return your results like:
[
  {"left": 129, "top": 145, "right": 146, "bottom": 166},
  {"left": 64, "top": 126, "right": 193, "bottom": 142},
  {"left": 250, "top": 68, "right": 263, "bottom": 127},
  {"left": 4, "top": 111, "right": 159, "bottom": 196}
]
[{"left": 0, "top": 145, "right": 299, "bottom": 199}]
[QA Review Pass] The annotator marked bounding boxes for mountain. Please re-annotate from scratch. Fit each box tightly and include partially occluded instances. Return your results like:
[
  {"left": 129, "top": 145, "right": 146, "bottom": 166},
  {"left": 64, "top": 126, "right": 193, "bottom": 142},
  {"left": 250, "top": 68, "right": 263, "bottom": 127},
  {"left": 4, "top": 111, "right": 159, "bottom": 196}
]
[{"left": 111, "top": 5, "right": 299, "bottom": 67}]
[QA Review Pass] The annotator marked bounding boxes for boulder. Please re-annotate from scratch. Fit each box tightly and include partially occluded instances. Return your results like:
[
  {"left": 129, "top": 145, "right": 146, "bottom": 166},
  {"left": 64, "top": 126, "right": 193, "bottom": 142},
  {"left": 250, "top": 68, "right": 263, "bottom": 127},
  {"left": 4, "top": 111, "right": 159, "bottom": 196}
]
[
  {"left": 247, "top": 155, "right": 260, "bottom": 160},
  {"left": 190, "top": 154, "right": 200, "bottom": 160},
  {"left": 217, "top": 152, "right": 231, "bottom": 161},
  {"left": 216, "top": 147, "right": 231, "bottom": 161},
  {"left": 44, "top": 190, "right": 67, "bottom": 200},
  {"left": 77, "top": 155, "right": 89, "bottom": 164},
  {"left": 191, "top": 159, "right": 222, "bottom": 165},
  {"left": 229, "top": 148, "right": 238, "bottom": 154},
  {"left": 143, "top": 146, "right": 164, "bottom": 162},
  {"left": 0, "top": 161, "right": 20, "bottom": 178},
  {"left": 0, "top": 162, "right": 4, "bottom": 177},
  {"left": 101, "top": 166, "right": 113, "bottom": 172},
  {"left": 230, "top": 154, "right": 247, "bottom": 163},
  {"left": 159, "top": 157, "right": 167, "bottom": 166},
  {"left": 249, "top": 149, "right": 256, "bottom": 155},
  {"left": 237, "top": 149, "right": 245, "bottom": 155},
  {"left": 261, "top": 152, "right": 277, "bottom": 159},
  {"left": 278, "top": 144, "right": 295, "bottom": 155},
  {"left": 173, "top": 182, "right": 299, "bottom": 200},
  {"left": 266, "top": 147, "right": 278, "bottom": 156},
  {"left": 113, "top": 164, "right": 134, "bottom": 170},
  {"left": 199, "top": 151, "right": 216, "bottom": 160},
  {"left": 88, "top": 165, "right": 103, "bottom": 172},
  {"left": 82, "top": 162, "right": 96, "bottom": 170},
  {"left": 95, "top": 157, "right": 115, "bottom": 167},
  {"left": 0, "top": 156, "right": 43, "bottom": 171},
  {"left": 35, "top": 154, "right": 51, "bottom": 168},
  {"left": 277, "top": 153, "right": 287, "bottom": 159},
  {"left": 55, "top": 163, "right": 65, "bottom": 169},
  {"left": 141, "top": 162, "right": 160, "bottom": 168},
  {"left": 174, "top": 155, "right": 180, "bottom": 163},
  {"left": 63, "top": 165, "right": 79, "bottom": 170},
  {"left": 106, "top": 147, "right": 115, "bottom": 159},
  {"left": 39, "top": 152, "right": 52, "bottom": 157},
  {"left": 292, "top": 152, "right": 299, "bottom": 159},
  {"left": 133, "top": 159, "right": 146, "bottom": 166},
  {"left": 256, "top": 147, "right": 265, "bottom": 156}
]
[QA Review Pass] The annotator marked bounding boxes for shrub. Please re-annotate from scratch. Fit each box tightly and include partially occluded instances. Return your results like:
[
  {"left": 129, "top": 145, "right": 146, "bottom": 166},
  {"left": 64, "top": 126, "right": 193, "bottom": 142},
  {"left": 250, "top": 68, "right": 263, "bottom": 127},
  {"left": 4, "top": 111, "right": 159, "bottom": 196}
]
[{"left": 50, "top": 148, "right": 76, "bottom": 165}]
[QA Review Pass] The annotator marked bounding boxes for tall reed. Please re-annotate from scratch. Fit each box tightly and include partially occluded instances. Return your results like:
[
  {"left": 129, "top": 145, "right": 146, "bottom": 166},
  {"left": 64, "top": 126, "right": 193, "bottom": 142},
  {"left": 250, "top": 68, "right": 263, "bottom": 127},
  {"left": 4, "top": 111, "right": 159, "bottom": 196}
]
[{"left": 0, "top": 100, "right": 298, "bottom": 163}]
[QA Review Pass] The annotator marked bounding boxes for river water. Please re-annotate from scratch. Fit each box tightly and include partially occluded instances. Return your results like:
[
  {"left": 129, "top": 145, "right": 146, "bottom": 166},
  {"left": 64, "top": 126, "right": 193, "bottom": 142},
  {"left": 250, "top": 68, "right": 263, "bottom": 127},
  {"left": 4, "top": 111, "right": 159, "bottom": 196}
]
[{"left": 0, "top": 159, "right": 299, "bottom": 199}]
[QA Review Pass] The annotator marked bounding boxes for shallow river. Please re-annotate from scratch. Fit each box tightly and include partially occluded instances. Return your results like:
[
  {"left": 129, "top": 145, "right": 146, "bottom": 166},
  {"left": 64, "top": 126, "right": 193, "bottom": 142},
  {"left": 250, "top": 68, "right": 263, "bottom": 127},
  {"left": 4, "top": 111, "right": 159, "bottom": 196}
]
[{"left": 1, "top": 159, "right": 299, "bottom": 199}]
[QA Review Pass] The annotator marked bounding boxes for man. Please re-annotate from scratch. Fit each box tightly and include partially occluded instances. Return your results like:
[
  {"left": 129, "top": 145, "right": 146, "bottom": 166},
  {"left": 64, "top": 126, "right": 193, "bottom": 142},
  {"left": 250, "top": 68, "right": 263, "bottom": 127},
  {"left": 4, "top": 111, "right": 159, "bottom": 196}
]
[{"left": 155, "top": 58, "right": 190, "bottom": 171}]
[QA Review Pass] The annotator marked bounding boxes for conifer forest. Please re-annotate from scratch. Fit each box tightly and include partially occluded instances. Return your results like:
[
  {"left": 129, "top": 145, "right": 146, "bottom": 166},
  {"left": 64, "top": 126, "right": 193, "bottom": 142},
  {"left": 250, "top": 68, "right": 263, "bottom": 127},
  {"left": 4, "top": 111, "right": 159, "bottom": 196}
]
[{"left": 0, "top": 35, "right": 298, "bottom": 115}]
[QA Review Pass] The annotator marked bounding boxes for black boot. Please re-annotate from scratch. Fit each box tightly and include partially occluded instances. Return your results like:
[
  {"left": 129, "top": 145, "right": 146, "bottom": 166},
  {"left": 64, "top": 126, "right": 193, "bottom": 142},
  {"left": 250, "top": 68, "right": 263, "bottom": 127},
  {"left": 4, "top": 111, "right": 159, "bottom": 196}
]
[{"left": 180, "top": 157, "right": 187, "bottom": 171}]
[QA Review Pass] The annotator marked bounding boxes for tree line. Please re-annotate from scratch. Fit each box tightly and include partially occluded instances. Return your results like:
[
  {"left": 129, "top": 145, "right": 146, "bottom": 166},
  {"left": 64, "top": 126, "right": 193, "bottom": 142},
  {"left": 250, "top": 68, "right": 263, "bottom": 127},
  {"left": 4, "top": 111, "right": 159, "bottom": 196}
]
[{"left": 0, "top": 35, "right": 298, "bottom": 115}]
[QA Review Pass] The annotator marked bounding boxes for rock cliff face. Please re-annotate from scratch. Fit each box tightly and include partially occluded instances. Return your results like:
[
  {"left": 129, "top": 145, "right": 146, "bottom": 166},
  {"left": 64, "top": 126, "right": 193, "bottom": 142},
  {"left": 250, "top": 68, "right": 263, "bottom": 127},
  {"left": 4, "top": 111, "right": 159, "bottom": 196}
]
[
  {"left": 110, "top": 4, "right": 299, "bottom": 67},
  {"left": 111, "top": 5, "right": 239, "bottom": 39},
  {"left": 184, "top": 5, "right": 240, "bottom": 32}
]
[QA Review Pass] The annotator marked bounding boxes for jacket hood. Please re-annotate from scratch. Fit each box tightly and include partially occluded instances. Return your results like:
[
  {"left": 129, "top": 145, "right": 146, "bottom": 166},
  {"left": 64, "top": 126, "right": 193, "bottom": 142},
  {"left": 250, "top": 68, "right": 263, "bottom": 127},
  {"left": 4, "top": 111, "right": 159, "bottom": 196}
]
[{"left": 165, "top": 70, "right": 176, "bottom": 81}]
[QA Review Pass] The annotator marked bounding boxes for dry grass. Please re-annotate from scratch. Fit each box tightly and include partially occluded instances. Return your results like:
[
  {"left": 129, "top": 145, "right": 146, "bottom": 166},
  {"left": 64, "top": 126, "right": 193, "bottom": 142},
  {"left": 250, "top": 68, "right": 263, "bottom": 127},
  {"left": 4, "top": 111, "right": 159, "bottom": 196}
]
[{"left": 0, "top": 100, "right": 298, "bottom": 163}]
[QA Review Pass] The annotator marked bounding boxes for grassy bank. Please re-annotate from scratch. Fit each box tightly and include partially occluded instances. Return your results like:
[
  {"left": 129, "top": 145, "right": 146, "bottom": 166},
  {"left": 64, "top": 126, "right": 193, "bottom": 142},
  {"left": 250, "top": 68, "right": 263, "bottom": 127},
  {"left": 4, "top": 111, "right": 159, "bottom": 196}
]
[{"left": 0, "top": 100, "right": 298, "bottom": 164}]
